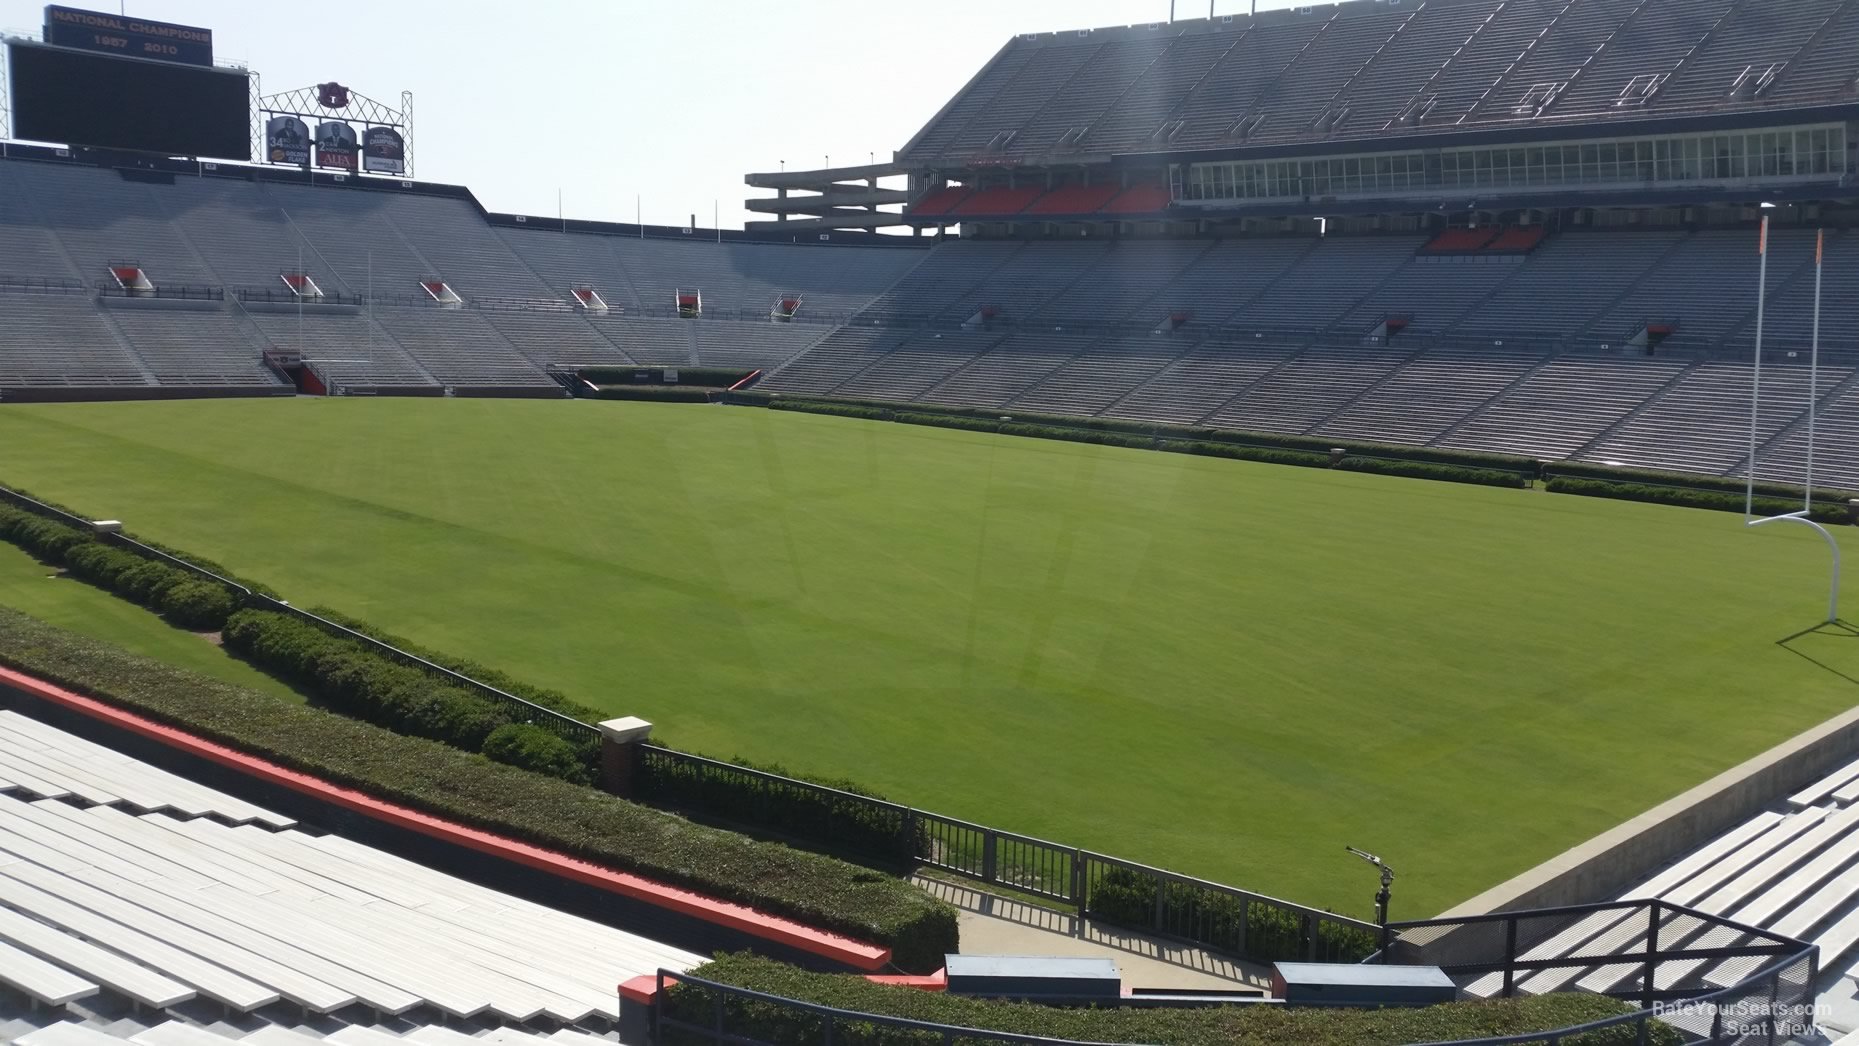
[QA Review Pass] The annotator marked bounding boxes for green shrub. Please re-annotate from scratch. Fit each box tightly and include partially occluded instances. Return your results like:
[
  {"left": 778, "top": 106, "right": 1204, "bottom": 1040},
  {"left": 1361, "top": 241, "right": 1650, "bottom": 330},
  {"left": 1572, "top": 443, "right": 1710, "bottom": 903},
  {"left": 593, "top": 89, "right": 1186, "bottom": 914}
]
[
  {"left": 1547, "top": 461, "right": 1858, "bottom": 505},
  {"left": 1335, "top": 456, "right": 1532, "bottom": 489},
  {"left": 1086, "top": 868, "right": 1374, "bottom": 965},
  {"left": 637, "top": 748, "right": 919, "bottom": 867},
  {"left": 158, "top": 579, "right": 238, "bottom": 631},
  {"left": 1546, "top": 478, "right": 1850, "bottom": 524},
  {"left": 745, "top": 395, "right": 1537, "bottom": 475},
  {"left": 222, "top": 609, "right": 538, "bottom": 761},
  {"left": 590, "top": 386, "right": 714, "bottom": 403},
  {"left": 0, "top": 506, "right": 90, "bottom": 562},
  {"left": 667, "top": 953, "right": 1680, "bottom": 1046},
  {"left": 298, "top": 606, "right": 607, "bottom": 724},
  {"left": 0, "top": 608, "right": 958, "bottom": 969},
  {"left": 484, "top": 723, "right": 593, "bottom": 784}
]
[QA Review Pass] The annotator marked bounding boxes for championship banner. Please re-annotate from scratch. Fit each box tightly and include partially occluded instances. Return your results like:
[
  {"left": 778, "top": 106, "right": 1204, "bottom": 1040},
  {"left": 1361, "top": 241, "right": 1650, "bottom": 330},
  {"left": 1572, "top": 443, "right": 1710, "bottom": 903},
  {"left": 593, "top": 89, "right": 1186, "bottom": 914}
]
[
  {"left": 265, "top": 116, "right": 310, "bottom": 166},
  {"left": 362, "top": 126, "right": 406, "bottom": 175},
  {"left": 315, "top": 121, "right": 358, "bottom": 172},
  {"left": 42, "top": 5, "right": 214, "bottom": 67}
]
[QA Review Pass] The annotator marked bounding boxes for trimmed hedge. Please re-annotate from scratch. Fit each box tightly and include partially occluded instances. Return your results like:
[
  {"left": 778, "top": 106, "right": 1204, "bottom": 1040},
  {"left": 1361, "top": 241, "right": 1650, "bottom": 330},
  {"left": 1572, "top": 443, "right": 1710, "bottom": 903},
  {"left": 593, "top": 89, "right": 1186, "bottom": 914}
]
[
  {"left": 1547, "top": 478, "right": 1851, "bottom": 524},
  {"left": 1547, "top": 461, "right": 1859, "bottom": 505},
  {"left": 1088, "top": 868, "right": 1376, "bottom": 965},
  {"left": 0, "top": 608, "right": 959, "bottom": 970},
  {"left": 770, "top": 405, "right": 1529, "bottom": 489},
  {"left": 761, "top": 394, "right": 1538, "bottom": 475},
  {"left": 297, "top": 606, "right": 608, "bottom": 724},
  {"left": 483, "top": 723, "right": 593, "bottom": 784},
  {"left": 220, "top": 609, "right": 598, "bottom": 777},
  {"left": 668, "top": 953, "right": 1680, "bottom": 1046},
  {"left": 637, "top": 748, "right": 920, "bottom": 868},
  {"left": 590, "top": 386, "right": 715, "bottom": 403},
  {"left": 0, "top": 507, "right": 239, "bottom": 631}
]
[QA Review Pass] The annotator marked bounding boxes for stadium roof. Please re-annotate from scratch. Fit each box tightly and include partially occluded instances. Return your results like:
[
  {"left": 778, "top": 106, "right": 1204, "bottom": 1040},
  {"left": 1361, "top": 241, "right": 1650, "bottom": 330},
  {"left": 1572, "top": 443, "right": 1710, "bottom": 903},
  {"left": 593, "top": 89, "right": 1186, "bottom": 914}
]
[{"left": 899, "top": 0, "right": 1859, "bottom": 170}]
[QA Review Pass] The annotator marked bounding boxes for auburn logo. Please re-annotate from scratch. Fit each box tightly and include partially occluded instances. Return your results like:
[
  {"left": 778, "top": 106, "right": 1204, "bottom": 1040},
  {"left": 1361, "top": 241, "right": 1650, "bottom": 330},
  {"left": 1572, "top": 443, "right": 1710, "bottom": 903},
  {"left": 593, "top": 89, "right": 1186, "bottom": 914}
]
[{"left": 317, "top": 82, "right": 351, "bottom": 109}]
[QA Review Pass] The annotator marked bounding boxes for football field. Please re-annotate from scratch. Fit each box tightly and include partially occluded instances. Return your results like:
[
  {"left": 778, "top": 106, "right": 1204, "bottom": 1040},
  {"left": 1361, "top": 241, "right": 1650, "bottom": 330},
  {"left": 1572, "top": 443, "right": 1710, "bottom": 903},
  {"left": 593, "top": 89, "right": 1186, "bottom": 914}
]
[{"left": 0, "top": 397, "right": 1853, "bottom": 917}]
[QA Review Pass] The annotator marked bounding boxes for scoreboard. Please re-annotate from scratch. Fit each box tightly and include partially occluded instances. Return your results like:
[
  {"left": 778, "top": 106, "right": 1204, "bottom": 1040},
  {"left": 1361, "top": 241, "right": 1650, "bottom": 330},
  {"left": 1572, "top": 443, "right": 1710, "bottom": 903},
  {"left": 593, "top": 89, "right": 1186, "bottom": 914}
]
[
  {"left": 5, "top": 6, "right": 248, "bottom": 160},
  {"left": 41, "top": 5, "right": 215, "bottom": 67}
]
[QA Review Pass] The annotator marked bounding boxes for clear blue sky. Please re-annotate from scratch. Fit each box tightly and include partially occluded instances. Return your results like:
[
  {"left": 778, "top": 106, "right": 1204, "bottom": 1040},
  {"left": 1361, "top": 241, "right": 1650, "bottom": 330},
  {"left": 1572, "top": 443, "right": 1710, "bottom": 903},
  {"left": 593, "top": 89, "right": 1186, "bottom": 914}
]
[{"left": 1, "top": 0, "right": 1303, "bottom": 228}]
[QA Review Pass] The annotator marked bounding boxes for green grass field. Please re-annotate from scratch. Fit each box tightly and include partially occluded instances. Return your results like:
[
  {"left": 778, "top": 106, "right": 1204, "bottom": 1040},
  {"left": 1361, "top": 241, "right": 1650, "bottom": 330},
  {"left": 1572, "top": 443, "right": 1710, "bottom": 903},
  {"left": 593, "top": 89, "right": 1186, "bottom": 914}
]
[
  {"left": 0, "top": 397, "right": 1853, "bottom": 918},
  {"left": 0, "top": 541, "right": 302, "bottom": 702}
]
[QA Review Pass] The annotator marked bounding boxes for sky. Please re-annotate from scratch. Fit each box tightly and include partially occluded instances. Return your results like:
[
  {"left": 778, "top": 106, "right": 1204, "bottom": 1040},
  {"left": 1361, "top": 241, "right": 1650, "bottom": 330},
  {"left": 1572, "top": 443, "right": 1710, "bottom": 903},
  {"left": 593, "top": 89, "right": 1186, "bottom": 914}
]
[{"left": 0, "top": 0, "right": 1306, "bottom": 229}]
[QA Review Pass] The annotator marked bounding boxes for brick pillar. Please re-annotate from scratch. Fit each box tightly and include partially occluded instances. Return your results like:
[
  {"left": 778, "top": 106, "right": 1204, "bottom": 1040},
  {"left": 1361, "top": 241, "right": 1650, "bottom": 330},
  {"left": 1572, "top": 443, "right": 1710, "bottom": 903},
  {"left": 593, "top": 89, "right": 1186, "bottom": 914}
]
[
  {"left": 598, "top": 716, "right": 654, "bottom": 799},
  {"left": 1849, "top": 500, "right": 1859, "bottom": 526}
]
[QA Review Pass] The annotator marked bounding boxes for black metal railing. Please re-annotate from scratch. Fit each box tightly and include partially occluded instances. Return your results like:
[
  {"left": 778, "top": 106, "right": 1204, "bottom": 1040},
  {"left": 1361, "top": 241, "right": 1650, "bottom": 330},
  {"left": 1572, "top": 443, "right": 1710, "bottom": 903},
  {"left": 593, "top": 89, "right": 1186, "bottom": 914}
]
[
  {"left": 0, "top": 274, "right": 89, "bottom": 295},
  {"left": 1383, "top": 899, "right": 1818, "bottom": 1045},
  {"left": 654, "top": 971, "right": 1137, "bottom": 1046},
  {"left": 96, "top": 282, "right": 224, "bottom": 302},
  {"left": 635, "top": 744, "right": 1378, "bottom": 965},
  {"left": 653, "top": 900, "right": 1818, "bottom": 1046}
]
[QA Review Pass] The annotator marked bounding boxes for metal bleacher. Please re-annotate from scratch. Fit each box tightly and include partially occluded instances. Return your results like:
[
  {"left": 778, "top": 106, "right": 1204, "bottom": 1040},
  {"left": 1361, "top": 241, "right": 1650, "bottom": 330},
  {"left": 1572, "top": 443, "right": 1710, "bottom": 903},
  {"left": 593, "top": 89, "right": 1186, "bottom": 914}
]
[{"left": 0, "top": 711, "right": 701, "bottom": 1042}]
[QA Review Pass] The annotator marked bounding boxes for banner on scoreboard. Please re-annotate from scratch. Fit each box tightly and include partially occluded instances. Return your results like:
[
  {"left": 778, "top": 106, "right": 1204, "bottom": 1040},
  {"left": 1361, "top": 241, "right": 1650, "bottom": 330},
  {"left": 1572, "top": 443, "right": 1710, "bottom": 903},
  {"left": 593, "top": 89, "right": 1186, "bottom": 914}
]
[
  {"left": 265, "top": 116, "right": 311, "bottom": 167},
  {"left": 315, "top": 121, "right": 358, "bottom": 172},
  {"left": 42, "top": 5, "right": 215, "bottom": 67},
  {"left": 361, "top": 126, "right": 406, "bottom": 175}
]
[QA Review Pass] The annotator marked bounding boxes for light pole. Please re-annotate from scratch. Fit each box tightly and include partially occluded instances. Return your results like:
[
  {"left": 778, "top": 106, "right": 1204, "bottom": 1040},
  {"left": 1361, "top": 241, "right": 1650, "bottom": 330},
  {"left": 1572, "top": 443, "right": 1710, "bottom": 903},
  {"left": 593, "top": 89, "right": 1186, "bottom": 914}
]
[{"left": 1346, "top": 846, "right": 1396, "bottom": 959}]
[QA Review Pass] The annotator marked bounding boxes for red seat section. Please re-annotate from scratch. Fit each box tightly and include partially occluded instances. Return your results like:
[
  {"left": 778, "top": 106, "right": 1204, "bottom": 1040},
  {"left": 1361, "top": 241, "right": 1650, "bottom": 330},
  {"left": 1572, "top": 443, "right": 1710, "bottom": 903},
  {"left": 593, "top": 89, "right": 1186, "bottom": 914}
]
[
  {"left": 1101, "top": 183, "right": 1173, "bottom": 214},
  {"left": 910, "top": 187, "right": 971, "bottom": 216},
  {"left": 1423, "top": 228, "right": 1498, "bottom": 253},
  {"left": 1486, "top": 226, "right": 1548, "bottom": 253},
  {"left": 1025, "top": 183, "right": 1120, "bottom": 215},
  {"left": 951, "top": 185, "right": 1045, "bottom": 217}
]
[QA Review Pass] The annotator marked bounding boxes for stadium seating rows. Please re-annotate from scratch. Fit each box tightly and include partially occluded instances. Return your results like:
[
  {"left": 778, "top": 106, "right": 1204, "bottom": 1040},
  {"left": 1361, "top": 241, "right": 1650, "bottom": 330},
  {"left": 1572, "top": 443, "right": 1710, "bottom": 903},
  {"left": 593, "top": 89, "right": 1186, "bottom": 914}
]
[
  {"left": 5, "top": 155, "right": 1858, "bottom": 484},
  {"left": 0, "top": 711, "right": 700, "bottom": 1037},
  {"left": 898, "top": 0, "right": 1859, "bottom": 167},
  {"left": 0, "top": 158, "right": 926, "bottom": 394}
]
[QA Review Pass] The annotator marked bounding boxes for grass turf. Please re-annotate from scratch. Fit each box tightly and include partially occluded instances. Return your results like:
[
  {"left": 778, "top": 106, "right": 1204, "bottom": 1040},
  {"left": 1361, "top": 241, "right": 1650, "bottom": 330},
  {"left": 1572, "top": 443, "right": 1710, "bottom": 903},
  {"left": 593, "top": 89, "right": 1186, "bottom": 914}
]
[
  {"left": 0, "top": 397, "right": 1853, "bottom": 918},
  {"left": 0, "top": 540, "right": 301, "bottom": 703}
]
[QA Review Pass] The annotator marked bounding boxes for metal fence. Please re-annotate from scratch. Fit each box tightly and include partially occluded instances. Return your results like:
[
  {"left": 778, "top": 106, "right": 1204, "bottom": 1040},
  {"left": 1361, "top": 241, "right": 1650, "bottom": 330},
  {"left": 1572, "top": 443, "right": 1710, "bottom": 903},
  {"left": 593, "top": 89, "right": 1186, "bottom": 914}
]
[
  {"left": 1383, "top": 900, "right": 1818, "bottom": 1045},
  {"left": 636, "top": 744, "right": 1378, "bottom": 965},
  {"left": 0, "top": 485, "right": 598, "bottom": 746},
  {"left": 654, "top": 902, "right": 1818, "bottom": 1046},
  {"left": 653, "top": 971, "right": 1136, "bottom": 1046}
]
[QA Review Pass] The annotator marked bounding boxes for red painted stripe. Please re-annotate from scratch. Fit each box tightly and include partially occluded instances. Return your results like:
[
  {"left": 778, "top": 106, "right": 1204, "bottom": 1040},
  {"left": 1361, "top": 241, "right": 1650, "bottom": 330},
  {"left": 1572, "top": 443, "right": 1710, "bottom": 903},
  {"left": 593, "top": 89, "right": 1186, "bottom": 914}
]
[
  {"left": 618, "top": 974, "right": 672, "bottom": 1005},
  {"left": 0, "top": 666, "right": 891, "bottom": 970}
]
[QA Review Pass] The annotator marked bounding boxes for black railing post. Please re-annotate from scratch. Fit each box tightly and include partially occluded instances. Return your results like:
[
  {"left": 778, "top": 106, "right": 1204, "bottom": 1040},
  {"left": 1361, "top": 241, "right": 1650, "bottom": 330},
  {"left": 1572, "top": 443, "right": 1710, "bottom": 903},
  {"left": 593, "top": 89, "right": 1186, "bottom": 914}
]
[
  {"left": 1237, "top": 895, "right": 1249, "bottom": 959},
  {"left": 1502, "top": 916, "right": 1519, "bottom": 997},
  {"left": 1152, "top": 870, "right": 1167, "bottom": 934},
  {"left": 982, "top": 831, "right": 998, "bottom": 884},
  {"left": 1303, "top": 912, "right": 1318, "bottom": 962},
  {"left": 1072, "top": 851, "right": 1087, "bottom": 917},
  {"left": 1643, "top": 901, "right": 1660, "bottom": 1012}
]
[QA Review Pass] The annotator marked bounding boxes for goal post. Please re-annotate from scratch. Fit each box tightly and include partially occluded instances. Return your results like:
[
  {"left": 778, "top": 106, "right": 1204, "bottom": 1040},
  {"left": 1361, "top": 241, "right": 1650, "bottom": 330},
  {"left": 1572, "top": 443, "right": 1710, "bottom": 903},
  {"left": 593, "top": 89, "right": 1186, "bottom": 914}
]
[{"left": 1744, "top": 217, "right": 1841, "bottom": 625}]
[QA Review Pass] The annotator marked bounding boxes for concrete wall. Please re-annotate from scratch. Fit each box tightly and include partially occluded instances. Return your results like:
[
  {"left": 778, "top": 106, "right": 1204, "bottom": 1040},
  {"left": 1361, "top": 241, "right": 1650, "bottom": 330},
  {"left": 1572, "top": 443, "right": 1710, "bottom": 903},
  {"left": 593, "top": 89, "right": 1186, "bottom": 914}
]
[{"left": 1443, "top": 703, "right": 1859, "bottom": 918}]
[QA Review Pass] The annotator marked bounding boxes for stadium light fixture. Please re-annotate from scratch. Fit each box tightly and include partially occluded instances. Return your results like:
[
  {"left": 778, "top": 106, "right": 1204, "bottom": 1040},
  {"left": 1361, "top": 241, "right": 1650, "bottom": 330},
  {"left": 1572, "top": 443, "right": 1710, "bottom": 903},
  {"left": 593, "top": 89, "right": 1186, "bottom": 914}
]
[{"left": 1345, "top": 845, "right": 1395, "bottom": 936}]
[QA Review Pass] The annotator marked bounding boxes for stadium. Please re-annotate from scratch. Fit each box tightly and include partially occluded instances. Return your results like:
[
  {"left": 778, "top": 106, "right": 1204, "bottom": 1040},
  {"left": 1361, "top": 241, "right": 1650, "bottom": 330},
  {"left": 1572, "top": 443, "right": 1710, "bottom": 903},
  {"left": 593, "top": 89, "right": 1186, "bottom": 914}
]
[{"left": 0, "top": 0, "right": 1855, "bottom": 1043}]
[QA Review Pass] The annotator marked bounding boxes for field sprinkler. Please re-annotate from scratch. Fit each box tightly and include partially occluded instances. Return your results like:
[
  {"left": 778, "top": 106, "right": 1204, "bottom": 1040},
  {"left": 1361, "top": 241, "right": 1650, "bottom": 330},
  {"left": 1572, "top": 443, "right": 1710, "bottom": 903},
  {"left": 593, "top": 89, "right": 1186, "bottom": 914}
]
[{"left": 1345, "top": 845, "right": 1395, "bottom": 928}]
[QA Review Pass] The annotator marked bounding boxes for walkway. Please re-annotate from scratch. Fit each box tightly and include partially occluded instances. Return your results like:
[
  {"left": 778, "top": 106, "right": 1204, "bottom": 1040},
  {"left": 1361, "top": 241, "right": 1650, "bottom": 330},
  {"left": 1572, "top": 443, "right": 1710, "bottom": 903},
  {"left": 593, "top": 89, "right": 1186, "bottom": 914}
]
[{"left": 912, "top": 875, "right": 1272, "bottom": 992}]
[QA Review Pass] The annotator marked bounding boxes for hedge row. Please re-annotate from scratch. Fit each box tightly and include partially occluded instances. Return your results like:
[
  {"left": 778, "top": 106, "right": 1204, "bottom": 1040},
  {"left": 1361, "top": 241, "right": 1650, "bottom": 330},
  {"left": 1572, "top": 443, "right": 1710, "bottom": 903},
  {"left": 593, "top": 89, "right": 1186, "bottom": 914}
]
[
  {"left": 579, "top": 366, "right": 752, "bottom": 388},
  {"left": 772, "top": 403, "right": 1528, "bottom": 489},
  {"left": 298, "top": 606, "right": 608, "bottom": 724},
  {"left": 0, "top": 506, "right": 239, "bottom": 631},
  {"left": 1546, "top": 460, "right": 1859, "bottom": 505},
  {"left": 667, "top": 953, "right": 1679, "bottom": 1046},
  {"left": 0, "top": 608, "right": 959, "bottom": 970},
  {"left": 1089, "top": 868, "right": 1377, "bottom": 965},
  {"left": 637, "top": 748, "right": 921, "bottom": 868},
  {"left": 1546, "top": 478, "right": 1851, "bottom": 524},
  {"left": 220, "top": 609, "right": 598, "bottom": 783},
  {"left": 761, "top": 394, "right": 1538, "bottom": 474},
  {"left": 589, "top": 386, "right": 715, "bottom": 403}
]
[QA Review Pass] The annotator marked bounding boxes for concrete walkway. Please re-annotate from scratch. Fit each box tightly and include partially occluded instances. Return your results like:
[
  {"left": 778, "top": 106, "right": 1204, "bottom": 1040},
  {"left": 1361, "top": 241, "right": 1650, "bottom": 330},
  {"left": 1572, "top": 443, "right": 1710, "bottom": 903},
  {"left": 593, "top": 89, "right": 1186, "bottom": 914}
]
[{"left": 913, "top": 875, "right": 1273, "bottom": 992}]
